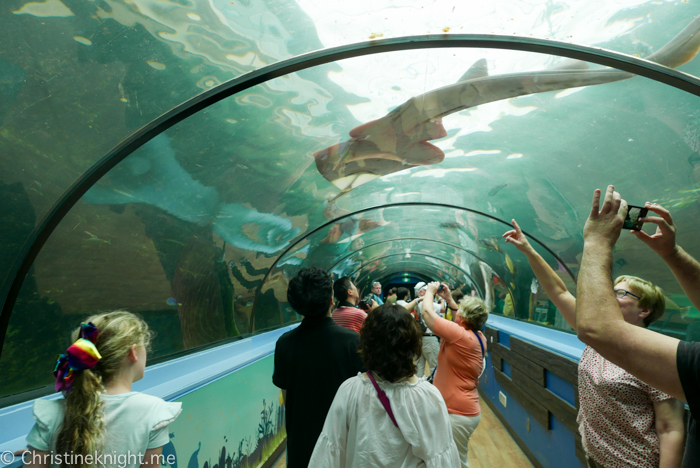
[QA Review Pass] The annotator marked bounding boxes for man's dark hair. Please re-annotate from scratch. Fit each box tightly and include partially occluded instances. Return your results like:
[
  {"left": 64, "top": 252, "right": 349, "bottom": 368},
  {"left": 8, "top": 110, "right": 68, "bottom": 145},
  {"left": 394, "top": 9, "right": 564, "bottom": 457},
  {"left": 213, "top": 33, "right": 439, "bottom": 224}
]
[
  {"left": 287, "top": 267, "right": 333, "bottom": 318},
  {"left": 452, "top": 291, "right": 465, "bottom": 304},
  {"left": 359, "top": 304, "right": 421, "bottom": 382},
  {"left": 333, "top": 276, "right": 353, "bottom": 303},
  {"left": 396, "top": 287, "right": 410, "bottom": 301}
]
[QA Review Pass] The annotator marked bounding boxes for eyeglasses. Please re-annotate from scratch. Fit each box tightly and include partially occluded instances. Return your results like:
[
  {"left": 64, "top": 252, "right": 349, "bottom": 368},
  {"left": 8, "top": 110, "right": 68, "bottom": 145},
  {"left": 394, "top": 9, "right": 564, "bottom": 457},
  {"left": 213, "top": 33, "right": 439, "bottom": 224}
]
[{"left": 615, "top": 289, "right": 640, "bottom": 300}]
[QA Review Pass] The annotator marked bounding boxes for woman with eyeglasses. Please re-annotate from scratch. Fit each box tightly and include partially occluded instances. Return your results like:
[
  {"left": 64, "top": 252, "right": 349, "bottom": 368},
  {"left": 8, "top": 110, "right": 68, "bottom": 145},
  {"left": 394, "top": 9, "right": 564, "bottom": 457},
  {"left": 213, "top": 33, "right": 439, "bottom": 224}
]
[{"left": 503, "top": 220, "right": 685, "bottom": 468}]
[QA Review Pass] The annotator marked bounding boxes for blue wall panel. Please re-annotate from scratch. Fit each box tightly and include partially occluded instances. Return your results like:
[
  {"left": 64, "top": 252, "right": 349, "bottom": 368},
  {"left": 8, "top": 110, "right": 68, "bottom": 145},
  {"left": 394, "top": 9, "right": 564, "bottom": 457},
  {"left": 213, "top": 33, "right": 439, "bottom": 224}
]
[
  {"left": 481, "top": 318, "right": 585, "bottom": 468},
  {"left": 546, "top": 370, "right": 576, "bottom": 406},
  {"left": 502, "top": 360, "right": 512, "bottom": 378},
  {"left": 498, "top": 330, "right": 511, "bottom": 348}
]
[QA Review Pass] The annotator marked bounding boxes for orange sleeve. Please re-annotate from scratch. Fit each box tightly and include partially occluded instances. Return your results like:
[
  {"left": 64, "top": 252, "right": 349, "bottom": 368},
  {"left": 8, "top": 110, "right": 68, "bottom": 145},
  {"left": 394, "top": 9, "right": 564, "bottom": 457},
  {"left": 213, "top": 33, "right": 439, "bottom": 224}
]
[{"left": 434, "top": 316, "right": 464, "bottom": 344}]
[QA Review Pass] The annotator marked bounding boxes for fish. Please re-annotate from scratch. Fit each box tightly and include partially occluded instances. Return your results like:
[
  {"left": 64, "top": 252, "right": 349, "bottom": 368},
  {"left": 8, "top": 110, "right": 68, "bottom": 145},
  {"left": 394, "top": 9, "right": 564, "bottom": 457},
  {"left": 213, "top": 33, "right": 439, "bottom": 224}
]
[
  {"left": 488, "top": 183, "right": 508, "bottom": 197},
  {"left": 479, "top": 239, "right": 497, "bottom": 252},
  {"left": 163, "top": 239, "right": 186, "bottom": 246},
  {"left": 505, "top": 253, "right": 518, "bottom": 275},
  {"left": 166, "top": 297, "right": 179, "bottom": 306},
  {"left": 84, "top": 231, "right": 112, "bottom": 244},
  {"left": 489, "top": 237, "right": 502, "bottom": 254},
  {"left": 314, "top": 16, "right": 700, "bottom": 193}
]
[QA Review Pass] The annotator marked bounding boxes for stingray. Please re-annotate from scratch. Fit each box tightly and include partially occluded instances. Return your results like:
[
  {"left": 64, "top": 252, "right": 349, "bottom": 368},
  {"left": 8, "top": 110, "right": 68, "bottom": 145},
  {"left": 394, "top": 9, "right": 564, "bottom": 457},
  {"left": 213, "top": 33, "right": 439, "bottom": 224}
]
[
  {"left": 314, "top": 15, "right": 700, "bottom": 197},
  {"left": 85, "top": 134, "right": 299, "bottom": 254}
]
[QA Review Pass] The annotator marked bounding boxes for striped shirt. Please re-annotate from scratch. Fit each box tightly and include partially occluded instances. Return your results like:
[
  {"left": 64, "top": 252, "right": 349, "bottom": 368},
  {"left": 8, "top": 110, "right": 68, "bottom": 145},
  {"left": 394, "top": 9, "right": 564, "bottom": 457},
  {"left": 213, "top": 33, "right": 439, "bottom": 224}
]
[{"left": 332, "top": 307, "right": 367, "bottom": 333}]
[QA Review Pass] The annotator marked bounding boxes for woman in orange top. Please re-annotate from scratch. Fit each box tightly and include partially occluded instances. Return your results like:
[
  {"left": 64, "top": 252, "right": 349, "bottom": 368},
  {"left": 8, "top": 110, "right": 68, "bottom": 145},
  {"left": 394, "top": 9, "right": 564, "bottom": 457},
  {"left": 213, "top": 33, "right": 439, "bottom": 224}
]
[{"left": 422, "top": 282, "right": 489, "bottom": 468}]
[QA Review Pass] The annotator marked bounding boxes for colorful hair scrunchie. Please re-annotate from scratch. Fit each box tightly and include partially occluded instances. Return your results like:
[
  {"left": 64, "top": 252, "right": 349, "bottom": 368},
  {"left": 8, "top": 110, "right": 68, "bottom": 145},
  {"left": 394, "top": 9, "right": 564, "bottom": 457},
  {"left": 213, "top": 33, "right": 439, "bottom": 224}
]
[{"left": 54, "top": 322, "right": 102, "bottom": 393}]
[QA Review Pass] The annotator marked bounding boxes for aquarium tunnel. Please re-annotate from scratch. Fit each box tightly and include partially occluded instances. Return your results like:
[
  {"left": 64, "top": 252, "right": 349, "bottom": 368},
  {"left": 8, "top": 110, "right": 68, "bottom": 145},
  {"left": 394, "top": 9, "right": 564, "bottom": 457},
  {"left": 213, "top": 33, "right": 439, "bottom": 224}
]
[{"left": 2, "top": 0, "right": 700, "bottom": 466}]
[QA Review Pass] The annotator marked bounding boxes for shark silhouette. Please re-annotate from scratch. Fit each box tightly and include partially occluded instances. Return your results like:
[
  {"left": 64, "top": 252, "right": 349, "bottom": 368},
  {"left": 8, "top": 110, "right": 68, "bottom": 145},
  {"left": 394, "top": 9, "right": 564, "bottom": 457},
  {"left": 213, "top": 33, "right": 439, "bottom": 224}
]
[{"left": 314, "top": 16, "right": 700, "bottom": 195}]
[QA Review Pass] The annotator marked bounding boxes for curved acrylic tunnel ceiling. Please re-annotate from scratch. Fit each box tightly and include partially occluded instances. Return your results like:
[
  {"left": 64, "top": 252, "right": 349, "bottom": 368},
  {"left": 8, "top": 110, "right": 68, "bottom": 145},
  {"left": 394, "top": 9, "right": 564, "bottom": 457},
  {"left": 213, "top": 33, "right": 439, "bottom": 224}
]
[
  {"left": 4, "top": 20, "right": 700, "bottom": 399},
  {"left": 3, "top": 0, "right": 700, "bottom": 296},
  {"left": 349, "top": 254, "right": 477, "bottom": 293},
  {"left": 251, "top": 203, "right": 575, "bottom": 327}
]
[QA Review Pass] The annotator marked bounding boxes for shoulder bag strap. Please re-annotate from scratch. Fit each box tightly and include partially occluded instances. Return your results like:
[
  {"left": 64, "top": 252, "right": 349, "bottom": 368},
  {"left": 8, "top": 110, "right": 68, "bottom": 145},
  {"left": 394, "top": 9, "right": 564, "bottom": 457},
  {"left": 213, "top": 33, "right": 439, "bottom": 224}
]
[
  {"left": 366, "top": 372, "right": 399, "bottom": 428},
  {"left": 473, "top": 330, "right": 486, "bottom": 378},
  {"left": 428, "top": 364, "right": 437, "bottom": 383}
]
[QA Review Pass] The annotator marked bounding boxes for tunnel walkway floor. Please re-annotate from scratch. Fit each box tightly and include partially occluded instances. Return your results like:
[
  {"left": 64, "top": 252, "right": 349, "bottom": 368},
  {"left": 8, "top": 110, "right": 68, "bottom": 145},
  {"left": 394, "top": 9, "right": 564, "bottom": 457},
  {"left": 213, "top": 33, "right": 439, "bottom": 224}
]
[{"left": 270, "top": 398, "right": 534, "bottom": 467}]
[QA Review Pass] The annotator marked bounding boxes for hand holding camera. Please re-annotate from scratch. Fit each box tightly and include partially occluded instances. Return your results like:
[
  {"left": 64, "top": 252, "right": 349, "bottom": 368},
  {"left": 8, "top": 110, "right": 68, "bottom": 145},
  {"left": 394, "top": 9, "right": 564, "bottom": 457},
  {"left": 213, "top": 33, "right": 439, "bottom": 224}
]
[
  {"left": 358, "top": 294, "right": 376, "bottom": 312},
  {"left": 631, "top": 201, "right": 678, "bottom": 258}
]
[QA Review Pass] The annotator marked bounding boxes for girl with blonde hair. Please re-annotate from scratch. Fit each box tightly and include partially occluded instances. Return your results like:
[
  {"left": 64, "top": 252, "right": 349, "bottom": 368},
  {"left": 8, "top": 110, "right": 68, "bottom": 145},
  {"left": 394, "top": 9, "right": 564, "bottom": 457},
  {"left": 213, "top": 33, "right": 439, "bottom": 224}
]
[{"left": 24, "top": 311, "right": 181, "bottom": 468}]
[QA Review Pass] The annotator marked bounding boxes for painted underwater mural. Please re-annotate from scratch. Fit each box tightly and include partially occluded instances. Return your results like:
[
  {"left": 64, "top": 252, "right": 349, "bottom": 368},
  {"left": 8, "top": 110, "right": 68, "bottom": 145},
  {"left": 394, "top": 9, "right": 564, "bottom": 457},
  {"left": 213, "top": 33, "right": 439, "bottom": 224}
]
[{"left": 164, "top": 356, "right": 286, "bottom": 468}]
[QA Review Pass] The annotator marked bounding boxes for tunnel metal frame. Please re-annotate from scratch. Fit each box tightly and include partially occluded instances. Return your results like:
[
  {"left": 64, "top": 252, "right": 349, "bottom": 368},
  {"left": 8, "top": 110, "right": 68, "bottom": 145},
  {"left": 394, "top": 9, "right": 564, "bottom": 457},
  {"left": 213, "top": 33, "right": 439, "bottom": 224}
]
[
  {"left": 326, "top": 236, "right": 520, "bottom": 281},
  {"left": 250, "top": 201, "right": 574, "bottom": 330},
  {"left": 326, "top": 236, "right": 499, "bottom": 296},
  {"left": 346, "top": 252, "right": 485, "bottom": 298},
  {"left": 3, "top": 33, "right": 700, "bottom": 355},
  {"left": 347, "top": 252, "right": 518, "bottom": 321}
]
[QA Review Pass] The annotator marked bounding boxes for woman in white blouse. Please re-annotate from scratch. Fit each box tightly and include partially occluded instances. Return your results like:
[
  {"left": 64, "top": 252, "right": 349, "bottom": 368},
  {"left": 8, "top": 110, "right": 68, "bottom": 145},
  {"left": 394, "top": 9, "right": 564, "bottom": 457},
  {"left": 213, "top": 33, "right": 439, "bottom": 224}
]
[{"left": 309, "top": 303, "right": 460, "bottom": 468}]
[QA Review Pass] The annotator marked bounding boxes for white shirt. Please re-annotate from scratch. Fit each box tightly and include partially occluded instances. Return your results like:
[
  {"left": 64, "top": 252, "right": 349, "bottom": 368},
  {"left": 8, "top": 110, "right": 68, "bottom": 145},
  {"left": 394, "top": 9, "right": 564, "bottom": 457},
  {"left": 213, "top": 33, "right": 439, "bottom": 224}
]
[
  {"left": 309, "top": 374, "right": 460, "bottom": 468},
  {"left": 27, "top": 392, "right": 181, "bottom": 468}
]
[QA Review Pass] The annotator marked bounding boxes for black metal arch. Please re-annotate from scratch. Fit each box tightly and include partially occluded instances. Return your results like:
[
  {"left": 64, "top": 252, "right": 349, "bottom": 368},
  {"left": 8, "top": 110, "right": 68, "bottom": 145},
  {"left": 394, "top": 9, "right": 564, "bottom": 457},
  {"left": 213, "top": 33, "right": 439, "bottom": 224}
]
[
  {"left": 348, "top": 252, "right": 483, "bottom": 297},
  {"left": 250, "top": 201, "right": 573, "bottom": 330},
  {"left": 356, "top": 268, "right": 460, "bottom": 296},
  {"left": 326, "top": 236, "right": 508, "bottom": 278},
  {"left": 3, "top": 33, "right": 700, "bottom": 354},
  {"left": 354, "top": 265, "right": 466, "bottom": 297},
  {"left": 353, "top": 260, "right": 462, "bottom": 290},
  {"left": 348, "top": 252, "right": 517, "bottom": 311}
]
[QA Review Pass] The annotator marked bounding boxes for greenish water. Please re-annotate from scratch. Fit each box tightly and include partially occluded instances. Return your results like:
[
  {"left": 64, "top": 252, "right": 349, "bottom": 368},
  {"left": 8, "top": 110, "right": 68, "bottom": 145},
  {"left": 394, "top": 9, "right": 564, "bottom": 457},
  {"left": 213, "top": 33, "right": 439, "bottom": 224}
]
[{"left": 2, "top": 0, "right": 700, "bottom": 399}]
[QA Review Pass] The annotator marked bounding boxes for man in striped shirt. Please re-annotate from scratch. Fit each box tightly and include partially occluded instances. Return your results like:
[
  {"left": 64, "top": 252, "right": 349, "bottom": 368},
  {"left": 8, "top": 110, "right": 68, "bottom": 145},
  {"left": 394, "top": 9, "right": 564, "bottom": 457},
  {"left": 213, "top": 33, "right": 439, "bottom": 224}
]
[{"left": 332, "top": 276, "right": 367, "bottom": 333}]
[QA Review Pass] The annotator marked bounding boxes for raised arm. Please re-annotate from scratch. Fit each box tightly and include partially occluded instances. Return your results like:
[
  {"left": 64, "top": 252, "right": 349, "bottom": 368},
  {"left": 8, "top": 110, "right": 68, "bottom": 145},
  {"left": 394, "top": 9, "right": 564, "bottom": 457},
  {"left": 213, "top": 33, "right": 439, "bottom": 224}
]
[
  {"left": 634, "top": 202, "right": 700, "bottom": 311},
  {"left": 503, "top": 219, "right": 577, "bottom": 329},
  {"left": 421, "top": 282, "right": 442, "bottom": 332},
  {"left": 654, "top": 398, "right": 685, "bottom": 468},
  {"left": 403, "top": 297, "right": 423, "bottom": 311},
  {"left": 576, "top": 187, "right": 685, "bottom": 401},
  {"left": 437, "top": 284, "right": 459, "bottom": 311}
]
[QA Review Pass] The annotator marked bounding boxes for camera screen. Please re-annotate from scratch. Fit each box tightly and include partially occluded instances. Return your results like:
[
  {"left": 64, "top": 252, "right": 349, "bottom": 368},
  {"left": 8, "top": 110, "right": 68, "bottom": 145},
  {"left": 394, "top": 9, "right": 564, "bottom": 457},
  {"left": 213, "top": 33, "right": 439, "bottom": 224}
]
[{"left": 623, "top": 206, "right": 646, "bottom": 230}]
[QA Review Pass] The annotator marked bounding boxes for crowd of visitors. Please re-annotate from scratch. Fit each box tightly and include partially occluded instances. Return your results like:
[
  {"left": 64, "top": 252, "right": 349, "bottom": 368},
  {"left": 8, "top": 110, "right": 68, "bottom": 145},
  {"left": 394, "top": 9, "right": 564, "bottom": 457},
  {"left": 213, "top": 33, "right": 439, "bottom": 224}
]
[
  {"left": 271, "top": 187, "right": 700, "bottom": 468},
  {"left": 19, "top": 187, "right": 700, "bottom": 468}
]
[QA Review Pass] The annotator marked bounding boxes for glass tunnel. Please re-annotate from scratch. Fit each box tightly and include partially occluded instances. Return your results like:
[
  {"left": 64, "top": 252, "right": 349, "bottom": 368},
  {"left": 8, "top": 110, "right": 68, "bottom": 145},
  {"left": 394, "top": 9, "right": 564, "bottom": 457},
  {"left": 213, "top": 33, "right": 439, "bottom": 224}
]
[{"left": 2, "top": 0, "right": 700, "bottom": 466}]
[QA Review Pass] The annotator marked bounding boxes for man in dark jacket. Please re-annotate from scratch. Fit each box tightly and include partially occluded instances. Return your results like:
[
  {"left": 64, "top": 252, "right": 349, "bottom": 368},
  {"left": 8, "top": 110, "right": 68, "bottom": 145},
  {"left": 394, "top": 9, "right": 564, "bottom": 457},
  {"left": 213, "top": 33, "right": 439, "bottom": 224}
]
[{"left": 273, "top": 267, "right": 364, "bottom": 468}]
